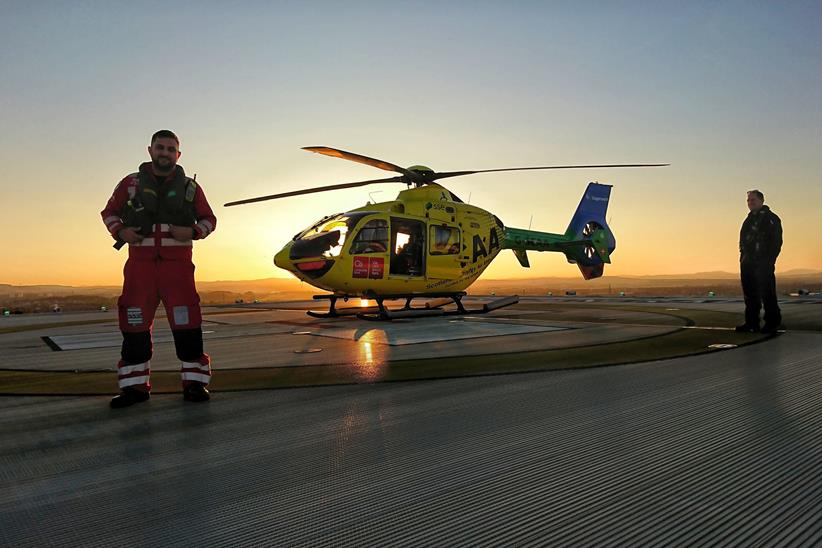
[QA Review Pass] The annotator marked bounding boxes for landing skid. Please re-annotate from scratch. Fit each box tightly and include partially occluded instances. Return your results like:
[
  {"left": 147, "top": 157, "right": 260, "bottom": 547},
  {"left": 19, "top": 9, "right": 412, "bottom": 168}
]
[{"left": 307, "top": 293, "right": 519, "bottom": 321}]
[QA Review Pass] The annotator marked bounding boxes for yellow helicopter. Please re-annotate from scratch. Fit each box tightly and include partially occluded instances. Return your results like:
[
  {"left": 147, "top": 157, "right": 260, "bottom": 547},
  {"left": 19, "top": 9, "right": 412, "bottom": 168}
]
[{"left": 225, "top": 147, "right": 667, "bottom": 319}]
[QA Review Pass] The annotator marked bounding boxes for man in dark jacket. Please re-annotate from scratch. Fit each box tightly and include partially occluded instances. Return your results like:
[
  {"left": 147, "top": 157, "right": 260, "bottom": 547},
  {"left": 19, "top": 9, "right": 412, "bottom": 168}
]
[{"left": 737, "top": 190, "right": 782, "bottom": 334}]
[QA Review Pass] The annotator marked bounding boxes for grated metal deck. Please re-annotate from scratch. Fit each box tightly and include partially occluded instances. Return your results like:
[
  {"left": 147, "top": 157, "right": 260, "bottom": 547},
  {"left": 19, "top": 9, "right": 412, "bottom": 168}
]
[{"left": 1, "top": 333, "right": 820, "bottom": 546}]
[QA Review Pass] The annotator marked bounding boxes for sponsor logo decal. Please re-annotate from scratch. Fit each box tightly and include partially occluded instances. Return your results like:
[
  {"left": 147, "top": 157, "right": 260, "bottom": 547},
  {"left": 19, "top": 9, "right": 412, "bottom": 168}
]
[
  {"left": 353, "top": 256, "right": 385, "bottom": 279},
  {"left": 353, "top": 256, "right": 368, "bottom": 278},
  {"left": 368, "top": 257, "right": 384, "bottom": 279}
]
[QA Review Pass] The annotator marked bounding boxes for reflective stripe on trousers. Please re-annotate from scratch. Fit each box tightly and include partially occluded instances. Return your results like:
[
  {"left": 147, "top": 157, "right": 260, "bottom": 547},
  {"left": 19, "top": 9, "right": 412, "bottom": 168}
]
[
  {"left": 118, "top": 360, "right": 150, "bottom": 389},
  {"left": 181, "top": 357, "right": 212, "bottom": 386}
]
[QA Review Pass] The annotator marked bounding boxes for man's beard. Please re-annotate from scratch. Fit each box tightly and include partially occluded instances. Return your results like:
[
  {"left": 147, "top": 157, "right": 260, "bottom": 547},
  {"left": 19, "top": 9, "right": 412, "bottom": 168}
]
[{"left": 152, "top": 157, "right": 175, "bottom": 174}]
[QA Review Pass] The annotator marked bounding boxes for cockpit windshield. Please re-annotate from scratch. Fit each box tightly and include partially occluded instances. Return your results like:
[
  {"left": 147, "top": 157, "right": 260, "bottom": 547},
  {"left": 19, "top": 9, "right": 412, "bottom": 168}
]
[{"left": 291, "top": 212, "right": 370, "bottom": 259}]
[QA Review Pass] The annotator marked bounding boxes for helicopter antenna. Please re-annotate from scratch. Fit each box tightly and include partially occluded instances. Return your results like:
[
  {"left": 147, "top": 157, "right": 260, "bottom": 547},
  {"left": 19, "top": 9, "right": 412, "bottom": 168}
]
[
  {"left": 528, "top": 215, "right": 533, "bottom": 230},
  {"left": 367, "top": 190, "right": 382, "bottom": 204},
  {"left": 467, "top": 192, "right": 472, "bottom": 204}
]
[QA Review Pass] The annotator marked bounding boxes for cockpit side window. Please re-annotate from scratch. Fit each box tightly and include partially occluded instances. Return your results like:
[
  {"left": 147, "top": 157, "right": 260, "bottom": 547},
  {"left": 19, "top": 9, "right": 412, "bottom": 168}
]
[
  {"left": 349, "top": 219, "right": 389, "bottom": 254},
  {"left": 429, "top": 225, "right": 460, "bottom": 255},
  {"left": 290, "top": 212, "right": 370, "bottom": 259},
  {"left": 295, "top": 214, "right": 338, "bottom": 240}
]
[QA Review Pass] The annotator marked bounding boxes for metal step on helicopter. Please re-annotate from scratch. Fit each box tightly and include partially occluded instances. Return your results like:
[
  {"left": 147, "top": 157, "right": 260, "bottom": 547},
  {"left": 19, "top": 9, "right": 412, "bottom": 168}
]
[{"left": 225, "top": 147, "right": 667, "bottom": 319}]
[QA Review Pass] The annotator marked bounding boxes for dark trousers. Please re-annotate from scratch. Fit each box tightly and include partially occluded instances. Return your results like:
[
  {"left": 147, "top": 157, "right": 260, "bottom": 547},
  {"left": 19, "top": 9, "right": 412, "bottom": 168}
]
[{"left": 740, "top": 261, "right": 781, "bottom": 327}]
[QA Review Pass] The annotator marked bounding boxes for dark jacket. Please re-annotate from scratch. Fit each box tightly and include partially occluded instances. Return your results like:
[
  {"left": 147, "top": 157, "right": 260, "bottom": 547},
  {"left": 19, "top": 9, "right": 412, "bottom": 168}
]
[{"left": 740, "top": 205, "right": 782, "bottom": 264}]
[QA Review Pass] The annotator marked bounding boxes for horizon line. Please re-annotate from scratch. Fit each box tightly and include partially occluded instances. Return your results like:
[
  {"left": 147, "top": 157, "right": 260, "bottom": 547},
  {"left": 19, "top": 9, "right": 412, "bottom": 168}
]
[{"left": 3, "top": 268, "right": 822, "bottom": 289}]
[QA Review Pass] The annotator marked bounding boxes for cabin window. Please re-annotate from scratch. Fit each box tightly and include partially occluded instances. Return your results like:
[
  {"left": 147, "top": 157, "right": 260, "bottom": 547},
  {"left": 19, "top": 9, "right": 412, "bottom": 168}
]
[
  {"left": 349, "top": 219, "right": 389, "bottom": 254},
  {"left": 429, "top": 225, "right": 460, "bottom": 255}
]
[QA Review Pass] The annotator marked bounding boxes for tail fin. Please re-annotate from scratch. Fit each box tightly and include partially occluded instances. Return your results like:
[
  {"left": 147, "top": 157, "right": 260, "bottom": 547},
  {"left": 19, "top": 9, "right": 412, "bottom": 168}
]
[
  {"left": 565, "top": 183, "right": 612, "bottom": 238},
  {"left": 564, "top": 182, "right": 615, "bottom": 279}
]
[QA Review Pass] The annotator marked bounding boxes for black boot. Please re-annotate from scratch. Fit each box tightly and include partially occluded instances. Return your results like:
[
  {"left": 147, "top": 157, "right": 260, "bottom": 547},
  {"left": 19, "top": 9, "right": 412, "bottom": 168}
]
[
  {"left": 110, "top": 387, "right": 150, "bottom": 408},
  {"left": 183, "top": 383, "right": 210, "bottom": 402},
  {"left": 761, "top": 323, "right": 783, "bottom": 334},
  {"left": 735, "top": 323, "right": 759, "bottom": 333}
]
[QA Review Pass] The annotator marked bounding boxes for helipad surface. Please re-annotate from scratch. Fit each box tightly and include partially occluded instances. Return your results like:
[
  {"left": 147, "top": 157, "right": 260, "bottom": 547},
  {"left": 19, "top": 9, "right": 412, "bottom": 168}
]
[
  {"left": 0, "top": 298, "right": 737, "bottom": 382},
  {"left": 1, "top": 297, "right": 820, "bottom": 545}
]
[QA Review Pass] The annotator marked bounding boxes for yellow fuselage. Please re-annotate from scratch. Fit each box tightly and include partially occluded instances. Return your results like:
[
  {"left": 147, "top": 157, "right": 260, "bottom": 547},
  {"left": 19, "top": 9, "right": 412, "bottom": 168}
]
[{"left": 274, "top": 184, "right": 504, "bottom": 297}]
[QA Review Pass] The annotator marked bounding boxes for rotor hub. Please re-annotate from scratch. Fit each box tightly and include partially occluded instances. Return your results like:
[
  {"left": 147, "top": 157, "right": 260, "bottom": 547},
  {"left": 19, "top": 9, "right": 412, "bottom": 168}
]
[{"left": 405, "top": 165, "right": 435, "bottom": 187}]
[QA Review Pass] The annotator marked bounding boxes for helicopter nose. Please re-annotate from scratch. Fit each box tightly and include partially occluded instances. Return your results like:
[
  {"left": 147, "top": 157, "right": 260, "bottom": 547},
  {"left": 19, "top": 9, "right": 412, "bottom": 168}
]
[{"left": 274, "top": 245, "right": 293, "bottom": 271}]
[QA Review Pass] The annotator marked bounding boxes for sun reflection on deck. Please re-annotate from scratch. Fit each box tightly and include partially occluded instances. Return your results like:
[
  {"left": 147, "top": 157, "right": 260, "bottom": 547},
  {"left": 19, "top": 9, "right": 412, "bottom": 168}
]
[{"left": 356, "top": 331, "right": 387, "bottom": 381}]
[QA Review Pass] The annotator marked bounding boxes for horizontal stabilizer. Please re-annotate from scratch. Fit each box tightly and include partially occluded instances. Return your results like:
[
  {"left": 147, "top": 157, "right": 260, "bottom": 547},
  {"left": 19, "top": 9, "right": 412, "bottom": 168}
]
[{"left": 513, "top": 249, "right": 530, "bottom": 268}]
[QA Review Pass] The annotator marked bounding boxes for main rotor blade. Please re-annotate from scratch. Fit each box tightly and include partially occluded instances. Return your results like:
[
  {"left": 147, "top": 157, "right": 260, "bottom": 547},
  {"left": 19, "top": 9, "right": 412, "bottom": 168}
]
[
  {"left": 302, "top": 146, "right": 415, "bottom": 177},
  {"left": 223, "top": 176, "right": 404, "bottom": 207},
  {"left": 432, "top": 163, "right": 669, "bottom": 181}
]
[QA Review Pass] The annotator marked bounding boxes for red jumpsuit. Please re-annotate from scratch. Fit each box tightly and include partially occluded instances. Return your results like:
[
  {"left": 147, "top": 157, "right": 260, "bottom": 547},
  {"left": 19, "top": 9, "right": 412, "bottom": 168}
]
[{"left": 101, "top": 164, "right": 216, "bottom": 392}]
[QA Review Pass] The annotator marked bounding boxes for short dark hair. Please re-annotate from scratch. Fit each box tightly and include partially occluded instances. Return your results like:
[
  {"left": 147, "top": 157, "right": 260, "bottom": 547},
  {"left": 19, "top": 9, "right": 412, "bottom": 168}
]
[
  {"left": 748, "top": 189, "right": 764, "bottom": 201},
  {"left": 151, "top": 129, "right": 179, "bottom": 145}
]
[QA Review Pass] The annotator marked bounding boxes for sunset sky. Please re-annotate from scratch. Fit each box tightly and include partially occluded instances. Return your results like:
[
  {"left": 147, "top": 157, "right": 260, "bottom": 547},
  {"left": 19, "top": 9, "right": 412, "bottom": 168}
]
[{"left": 2, "top": 1, "right": 821, "bottom": 286}]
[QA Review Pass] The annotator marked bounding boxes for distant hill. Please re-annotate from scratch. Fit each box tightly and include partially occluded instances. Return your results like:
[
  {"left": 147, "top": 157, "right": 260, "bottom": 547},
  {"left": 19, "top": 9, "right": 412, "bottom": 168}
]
[
  {"left": 470, "top": 270, "right": 822, "bottom": 297},
  {"left": 0, "top": 278, "right": 309, "bottom": 297},
  {"left": 625, "top": 271, "right": 738, "bottom": 280},
  {"left": 780, "top": 268, "right": 822, "bottom": 276},
  {"left": 0, "top": 284, "right": 120, "bottom": 296},
  {"left": 2, "top": 269, "right": 820, "bottom": 310},
  {"left": 570, "top": 269, "right": 822, "bottom": 281},
  {"left": 198, "top": 277, "right": 313, "bottom": 294}
]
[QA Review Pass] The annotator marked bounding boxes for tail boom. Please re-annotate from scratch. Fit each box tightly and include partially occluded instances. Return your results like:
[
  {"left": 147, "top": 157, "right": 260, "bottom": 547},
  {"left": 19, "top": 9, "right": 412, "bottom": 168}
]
[{"left": 502, "top": 182, "right": 616, "bottom": 279}]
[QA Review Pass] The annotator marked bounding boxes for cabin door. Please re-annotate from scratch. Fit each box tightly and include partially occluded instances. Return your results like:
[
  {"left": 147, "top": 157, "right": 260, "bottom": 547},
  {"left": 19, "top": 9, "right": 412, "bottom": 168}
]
[
  {"left": 426, "top": 223, "right": 462, "bottom": 280},
  {"left": 389, "top": 217, "right": 425, "bottom": 277}
]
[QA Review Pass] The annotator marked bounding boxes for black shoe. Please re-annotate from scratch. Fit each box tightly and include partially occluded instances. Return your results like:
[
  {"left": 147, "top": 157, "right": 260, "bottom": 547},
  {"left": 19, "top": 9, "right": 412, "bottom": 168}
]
[
  {"left": 110, "top": 387, "right": 150, "bottom": 409},
  {"left": 183, "top": 383, "right": 211, "bottom": 402},
  {"left": 735, "top": 324, "right": 759, "bottom": 333},
  {"left": 761, "top": 324, "right": 782, "bottom": 334}
]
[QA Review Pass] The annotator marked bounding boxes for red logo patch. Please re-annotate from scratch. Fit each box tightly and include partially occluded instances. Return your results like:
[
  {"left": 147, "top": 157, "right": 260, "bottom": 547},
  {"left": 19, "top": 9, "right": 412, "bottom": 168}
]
[
  {"left": 353, "top": 256, "right": 385, "bottom": 279},
  {"left": 369, "top": 257, "right": 384, "bottom": 279},
  {"left": 353, "top": 257, "right": 368, "bottom": 278}
]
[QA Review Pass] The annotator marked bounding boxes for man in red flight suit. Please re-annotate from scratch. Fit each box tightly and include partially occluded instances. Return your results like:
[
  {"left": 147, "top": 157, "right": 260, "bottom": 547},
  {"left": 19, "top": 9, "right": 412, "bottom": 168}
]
[{"left": 101, "top": 130, "right": 216, "bottom": 408}]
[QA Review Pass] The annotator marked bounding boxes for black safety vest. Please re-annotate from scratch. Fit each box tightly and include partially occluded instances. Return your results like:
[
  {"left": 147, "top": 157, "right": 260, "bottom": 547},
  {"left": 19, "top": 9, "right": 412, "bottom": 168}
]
[{"left": 121, "top": 165, "right": 197, "bottom": 234}]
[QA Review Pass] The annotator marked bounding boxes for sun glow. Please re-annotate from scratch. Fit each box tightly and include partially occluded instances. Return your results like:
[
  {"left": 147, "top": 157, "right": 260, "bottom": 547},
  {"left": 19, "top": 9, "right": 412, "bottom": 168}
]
[{"left": 394, "top": 233, "right": 410, "bottom": 254}]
